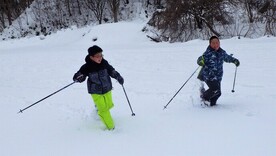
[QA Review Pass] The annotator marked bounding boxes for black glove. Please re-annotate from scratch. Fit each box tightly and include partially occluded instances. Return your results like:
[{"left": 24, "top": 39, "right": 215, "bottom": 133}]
[
  {"left": 233, "top": 59, "right": 240, "bottom": 67},
  {"left": 73, "top": 72, "right": 86, "bottom": 83},
  {"left": 197, "top": 56, "right": 204, "bottom": 66},
  {"left": 117, "top": 75, "right": 124, "bottom": 85},
  {"left": 112, "top": 70, "right": 124, "bottom": 85}
]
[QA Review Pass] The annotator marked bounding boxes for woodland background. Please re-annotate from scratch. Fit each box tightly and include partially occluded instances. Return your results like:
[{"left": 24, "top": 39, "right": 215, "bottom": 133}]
[{"left": 1, "top": 0, "right": 276, "bottom": 42}]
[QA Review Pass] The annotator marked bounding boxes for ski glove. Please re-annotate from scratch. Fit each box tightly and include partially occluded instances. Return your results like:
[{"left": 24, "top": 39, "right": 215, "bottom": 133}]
[
  {"left": 117, "top": 75, "right": 124, "bottom": 85},
  {"left": 112, "top": 70, "right": 124, "bottom": 85},
  {"left": 197, "top": 56, "right": 205, "bottom": 66},
  {"left": 73, "top": 72, "right": 86, "bottom": 83},
  {"left": 233, "top": 59, "right": 240, "bottom": 67}
]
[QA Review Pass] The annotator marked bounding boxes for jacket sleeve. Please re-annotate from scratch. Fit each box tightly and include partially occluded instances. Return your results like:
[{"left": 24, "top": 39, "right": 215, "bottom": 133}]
[
  {"left": 77, "top": 64, "right": 89, "bottom": 76},
  {"left": 202, "top": 51, "right": 210, "bottom": 65},
  {"left": 73, "top": 64, "right": 88, "bottom": 82},
  {"left": 223, "top": 51, "right": 237, "bottom": 63},
  {"left": 103, "top": 60, "right": 123, "bottom": 82},
  {"left": 102, "top": 59, "right": 116, "bottom": 77}
]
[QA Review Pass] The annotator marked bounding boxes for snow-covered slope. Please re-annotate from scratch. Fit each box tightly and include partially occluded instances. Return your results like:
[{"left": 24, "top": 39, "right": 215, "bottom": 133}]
[{"left": 0, "top": 21, "right": 275, "bottom": 156}]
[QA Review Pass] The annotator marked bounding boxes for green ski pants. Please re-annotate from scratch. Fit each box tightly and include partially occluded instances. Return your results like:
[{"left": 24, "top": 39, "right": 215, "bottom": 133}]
[{"left": 91, "top": 91, "right": 115, "bottom": 130}]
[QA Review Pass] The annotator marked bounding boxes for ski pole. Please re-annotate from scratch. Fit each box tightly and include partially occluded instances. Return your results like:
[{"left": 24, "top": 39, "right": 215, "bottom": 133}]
[
  {"left": 18, "top": 82, "right": 76, "bottom": 113},
  {"left": 231, "top": 66, "right": 238, "bottom": 93},
  {"left": 122, "top": 84, "right": 135, "bottom": 116},
  {"left": 164, "top": 66, "right": 200, "bottom": 110}
]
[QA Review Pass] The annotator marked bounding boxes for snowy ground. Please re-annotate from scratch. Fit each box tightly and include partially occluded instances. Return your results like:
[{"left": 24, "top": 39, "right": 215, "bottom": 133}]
[{"left": 1, "top": 21, "right": 276, "bottom": 156}]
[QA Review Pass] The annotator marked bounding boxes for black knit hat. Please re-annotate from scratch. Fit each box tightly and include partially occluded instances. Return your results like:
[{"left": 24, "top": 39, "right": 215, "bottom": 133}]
[{"left": 88, "top": 45, "right": 103, "bottom": 56}]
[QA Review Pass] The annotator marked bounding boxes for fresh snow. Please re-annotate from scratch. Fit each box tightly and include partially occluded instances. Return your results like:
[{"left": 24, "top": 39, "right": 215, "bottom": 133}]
[{"left": 1, "top": 21, "right": 276, "bottom": 156}]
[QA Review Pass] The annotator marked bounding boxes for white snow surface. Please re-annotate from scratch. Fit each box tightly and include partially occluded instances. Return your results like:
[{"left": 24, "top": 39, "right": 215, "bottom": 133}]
[{"left": 1, "top": 21, "right": 276, "bottom": 156}]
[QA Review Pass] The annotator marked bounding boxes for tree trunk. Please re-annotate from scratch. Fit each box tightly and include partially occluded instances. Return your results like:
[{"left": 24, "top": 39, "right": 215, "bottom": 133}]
[
  {"left": 76, "top": 0, "right": 82, "bottom": 15},
  {"left": 65, "top": 0, "right": 72, "bottom": 16},
  {"left": 108, "top": 0, "right": 120, "bottom": 22},
  {"left": 0, "top": 9, "right": 6, "bottom": 29},
  {"left": 4, "top": 0, "right": 12, "bottom": 25}
]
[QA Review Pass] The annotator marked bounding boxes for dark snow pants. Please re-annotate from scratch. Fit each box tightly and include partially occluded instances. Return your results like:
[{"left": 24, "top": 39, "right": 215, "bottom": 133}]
[{"left": 202, "top": 80, "right": 221, "bottom": 106}]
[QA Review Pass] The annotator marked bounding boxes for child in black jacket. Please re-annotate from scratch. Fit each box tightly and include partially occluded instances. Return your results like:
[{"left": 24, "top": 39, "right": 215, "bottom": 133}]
[{"left": 73, "top": 45, "right": 124, "bottom": 130}]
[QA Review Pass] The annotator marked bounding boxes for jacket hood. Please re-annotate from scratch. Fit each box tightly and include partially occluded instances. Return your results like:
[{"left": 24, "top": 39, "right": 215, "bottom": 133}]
[{"left": 85, "top": 55, "right": 91, "bottom": 63}]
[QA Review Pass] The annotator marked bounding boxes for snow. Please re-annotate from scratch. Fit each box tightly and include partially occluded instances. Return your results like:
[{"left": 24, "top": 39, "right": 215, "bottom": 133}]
[{"left": 1, "top": 20, "right": 276, "bottom": 156}]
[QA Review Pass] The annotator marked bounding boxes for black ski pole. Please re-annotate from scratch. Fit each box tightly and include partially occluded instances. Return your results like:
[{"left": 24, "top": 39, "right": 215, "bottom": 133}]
[
  {"left": 232, "top": 66, "right": 238, "bottom": 93},
  {"left": 122, "top": 84, "right": 135, "bottom": 116},
  {"left": 164, "top": 66, "right": 200, "bottom": 110},
  {"left": 18, "top": 82, "right": 76, "bottom": 113}
]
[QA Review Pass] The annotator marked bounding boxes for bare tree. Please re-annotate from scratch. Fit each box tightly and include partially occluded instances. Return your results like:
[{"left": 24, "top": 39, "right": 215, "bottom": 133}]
[
  {"left": 0, "top": 0, "right": 35, "bottom": 31},
  {"left": 153, "top": 0, "right": 163, "bottom": 8},
  {"left": 147, "top": 0, "right": 232, "bottom": 42},
  {"left": 144, "top": 0, "right": 165, "bottom": 8},
  {"left": 26, "top": 0, "right": 32, "bottom": 8},
  {"left": 0, "top": 2, "right": 6, "bottom": 30},
  {"left": 3, "top": 0, "right": 12, "bottom": 25},
  {"left": 108, "top": 0, "right": 120, "bottom": 22},
  {"left": 86, "top": 0, "right": 106, "bottom": 24},
  {"left": 262, "top": 0, "right": 276, "bottom": 35},
  {"left": 123, "top": 0, "right": 129, "bottom": 4},
  {"left": 76, "top": 0, "right": 82, "bottom": 15},
  {"left": 65, "top": 0, "right": 72, "bottom": 16}
]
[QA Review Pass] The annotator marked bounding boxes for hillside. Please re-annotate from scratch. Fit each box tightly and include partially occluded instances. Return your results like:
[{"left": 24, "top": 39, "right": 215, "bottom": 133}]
[{"left": 0, "top": 21, "right": 276, "bottom": 156}]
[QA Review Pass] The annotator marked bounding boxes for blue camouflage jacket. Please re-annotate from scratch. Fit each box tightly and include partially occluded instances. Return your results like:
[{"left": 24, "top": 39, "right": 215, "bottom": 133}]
[{"left": 197, "top": 46, "right": 237, "bottom": 82}]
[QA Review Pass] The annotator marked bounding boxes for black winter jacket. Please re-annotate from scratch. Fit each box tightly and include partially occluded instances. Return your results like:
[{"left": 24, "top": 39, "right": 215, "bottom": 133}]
[{"left": 77, "top": 55, "right": 118, "bottom": 94}]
